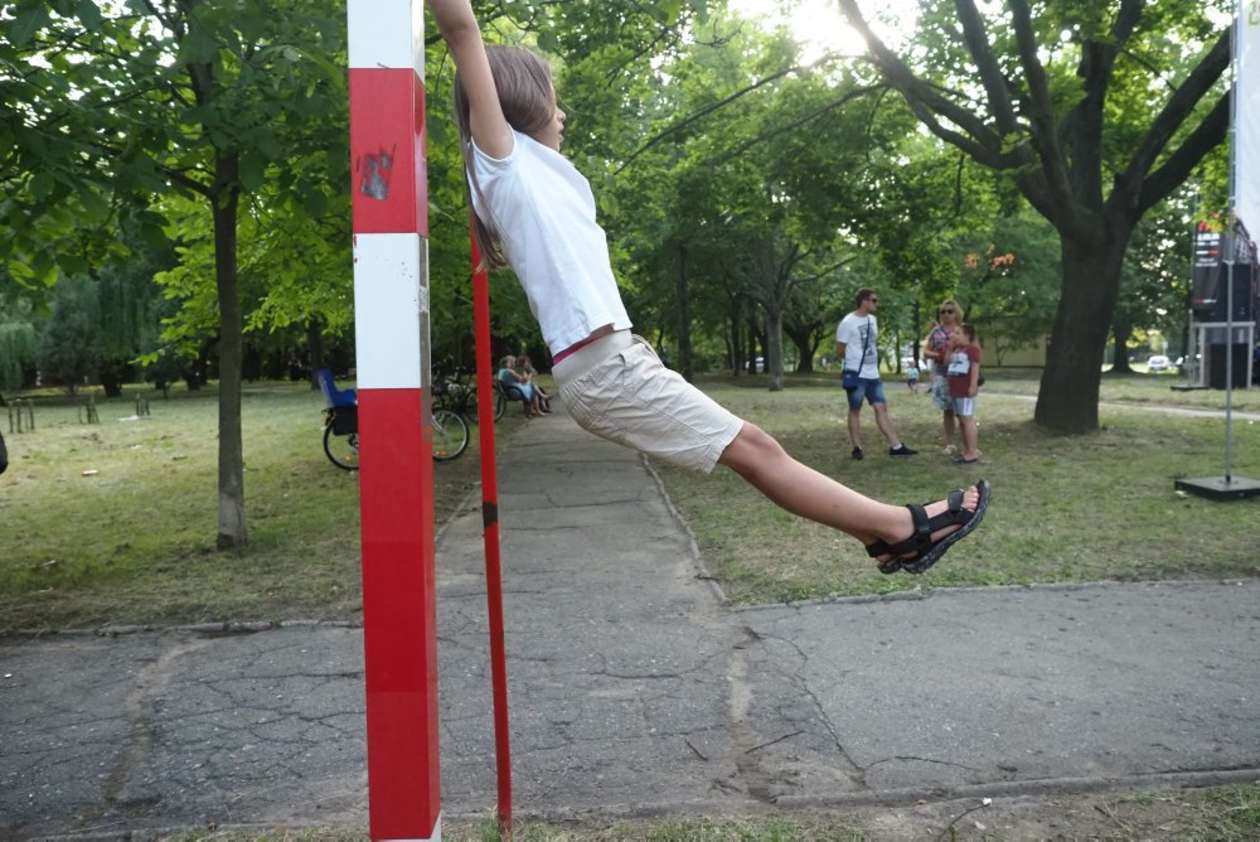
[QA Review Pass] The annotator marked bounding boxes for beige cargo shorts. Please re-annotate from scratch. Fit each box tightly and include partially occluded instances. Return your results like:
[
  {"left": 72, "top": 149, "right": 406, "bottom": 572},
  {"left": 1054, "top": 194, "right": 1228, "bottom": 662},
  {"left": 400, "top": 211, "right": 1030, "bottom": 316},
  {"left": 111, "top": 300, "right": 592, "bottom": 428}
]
[{"left": 553, "top": 332, "right": 745, "bottom": 474}]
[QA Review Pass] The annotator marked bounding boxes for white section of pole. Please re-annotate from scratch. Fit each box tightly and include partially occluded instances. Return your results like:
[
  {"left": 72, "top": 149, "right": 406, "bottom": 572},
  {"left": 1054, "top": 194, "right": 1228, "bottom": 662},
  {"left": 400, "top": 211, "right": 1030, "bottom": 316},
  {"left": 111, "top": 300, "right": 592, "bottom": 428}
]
[
  {"left": 347, "top": 0, "right": 426, "bottom": 78},
  {"left": 1224, "top": 0, "right": 1242, "bottom": 483}
]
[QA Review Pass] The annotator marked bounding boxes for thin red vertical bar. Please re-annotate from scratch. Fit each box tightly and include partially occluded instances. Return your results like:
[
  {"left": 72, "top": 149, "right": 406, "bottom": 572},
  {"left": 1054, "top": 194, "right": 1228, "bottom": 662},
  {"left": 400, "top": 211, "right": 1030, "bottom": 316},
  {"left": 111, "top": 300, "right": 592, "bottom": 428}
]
[{"left": 470, "top": 223, "right": 513, "bottom": 833}]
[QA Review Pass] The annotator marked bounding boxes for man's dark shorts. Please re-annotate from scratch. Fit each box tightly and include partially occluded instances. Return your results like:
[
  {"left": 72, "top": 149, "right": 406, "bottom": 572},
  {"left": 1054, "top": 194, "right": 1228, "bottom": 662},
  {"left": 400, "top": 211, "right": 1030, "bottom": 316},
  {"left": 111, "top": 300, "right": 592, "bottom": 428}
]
[{"left": 845, "top": 377, "right": 886, "bottom": 411}]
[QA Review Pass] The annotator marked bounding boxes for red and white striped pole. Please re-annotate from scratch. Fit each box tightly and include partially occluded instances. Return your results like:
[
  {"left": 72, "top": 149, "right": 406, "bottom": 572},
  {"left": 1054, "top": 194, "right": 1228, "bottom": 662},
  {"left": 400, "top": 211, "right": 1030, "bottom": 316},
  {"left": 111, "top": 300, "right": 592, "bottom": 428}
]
[{"left": 348, "top": 3, "right": 441, "bottom": 840}]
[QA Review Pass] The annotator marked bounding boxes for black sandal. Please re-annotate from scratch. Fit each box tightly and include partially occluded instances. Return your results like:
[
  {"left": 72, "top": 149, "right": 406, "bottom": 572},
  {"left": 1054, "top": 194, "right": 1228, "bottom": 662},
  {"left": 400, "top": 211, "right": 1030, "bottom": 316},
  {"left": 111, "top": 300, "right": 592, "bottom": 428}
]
[{"left": 865, "top": 480, "right": 991, "bottom": 575}]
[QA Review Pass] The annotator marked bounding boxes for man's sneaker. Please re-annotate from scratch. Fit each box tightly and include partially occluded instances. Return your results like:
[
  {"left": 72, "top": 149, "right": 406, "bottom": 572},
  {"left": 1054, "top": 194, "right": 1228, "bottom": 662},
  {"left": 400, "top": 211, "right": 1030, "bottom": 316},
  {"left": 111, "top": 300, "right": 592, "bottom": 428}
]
[
  {"left": 889, "top": 444, "right": 917, "bottom": 457},
  {"left": 851, "top": 446, "right": 864, "bottom": 460}
]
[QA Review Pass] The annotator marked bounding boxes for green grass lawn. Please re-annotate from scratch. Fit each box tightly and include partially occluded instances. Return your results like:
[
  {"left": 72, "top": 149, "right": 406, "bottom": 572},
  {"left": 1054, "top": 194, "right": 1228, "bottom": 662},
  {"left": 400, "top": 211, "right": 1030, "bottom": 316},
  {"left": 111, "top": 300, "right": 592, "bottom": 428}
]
[
  {"left": 654, "top": 374, "right": 1260, "bottom": 604},
  {"left": 978, "top": 366, "right": 1260, "bottom": 412},
  {"left": 794, "top": 365, "right": 1260, "bottom": 412},
  {"left": 0, "top": 381, "right": 521, "bottom": 631}
]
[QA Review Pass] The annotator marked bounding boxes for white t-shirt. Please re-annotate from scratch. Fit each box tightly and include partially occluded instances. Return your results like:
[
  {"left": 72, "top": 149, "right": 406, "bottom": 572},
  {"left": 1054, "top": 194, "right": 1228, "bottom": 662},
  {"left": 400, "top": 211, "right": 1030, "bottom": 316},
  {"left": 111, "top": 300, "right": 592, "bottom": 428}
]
[
  {"left": 836, "top": 312, "right": 879, "bottom": 379},
  {"left": 469, "top": 130, "right": 632, "bottom": 356}
]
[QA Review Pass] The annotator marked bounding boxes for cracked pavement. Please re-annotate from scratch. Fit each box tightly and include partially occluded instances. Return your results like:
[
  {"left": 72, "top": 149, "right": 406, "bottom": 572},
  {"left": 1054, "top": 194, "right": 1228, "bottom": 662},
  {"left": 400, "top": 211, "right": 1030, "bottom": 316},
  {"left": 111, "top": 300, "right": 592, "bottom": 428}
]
[{"left": 3, "top": 416, "right": 1260, "bottom": 836}]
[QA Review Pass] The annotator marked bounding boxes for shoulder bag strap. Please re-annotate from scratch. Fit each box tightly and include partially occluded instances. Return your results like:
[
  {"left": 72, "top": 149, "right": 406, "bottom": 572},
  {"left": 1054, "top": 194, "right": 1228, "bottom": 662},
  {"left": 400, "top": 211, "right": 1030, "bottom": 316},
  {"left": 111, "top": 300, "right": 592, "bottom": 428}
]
[{"left": 859, "top": 317, "right": 872, "bottom": 370}]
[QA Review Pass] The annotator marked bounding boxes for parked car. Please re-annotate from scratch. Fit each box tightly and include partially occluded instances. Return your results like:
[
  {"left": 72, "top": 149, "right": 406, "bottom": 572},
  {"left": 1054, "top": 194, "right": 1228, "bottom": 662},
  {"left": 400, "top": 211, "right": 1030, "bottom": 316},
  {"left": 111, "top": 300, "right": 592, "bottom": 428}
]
[{"left": 1147, "top": 354, "right": 1171, "bottom": 372}]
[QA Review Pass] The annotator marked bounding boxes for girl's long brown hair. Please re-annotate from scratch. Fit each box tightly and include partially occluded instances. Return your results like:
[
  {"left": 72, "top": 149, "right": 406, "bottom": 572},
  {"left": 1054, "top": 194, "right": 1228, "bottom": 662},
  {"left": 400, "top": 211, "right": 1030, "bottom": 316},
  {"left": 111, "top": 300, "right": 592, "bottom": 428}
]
[{"left": 454, "top": 45, "right": 556, "bottom": 271}]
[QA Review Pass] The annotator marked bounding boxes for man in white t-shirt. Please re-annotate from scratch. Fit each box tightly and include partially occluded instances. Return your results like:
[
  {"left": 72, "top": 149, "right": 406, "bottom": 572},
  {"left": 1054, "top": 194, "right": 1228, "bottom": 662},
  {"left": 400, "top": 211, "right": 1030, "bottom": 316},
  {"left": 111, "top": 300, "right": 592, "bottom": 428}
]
[{"left": 835, "top": 288, "right": 916, "bottom": 460}]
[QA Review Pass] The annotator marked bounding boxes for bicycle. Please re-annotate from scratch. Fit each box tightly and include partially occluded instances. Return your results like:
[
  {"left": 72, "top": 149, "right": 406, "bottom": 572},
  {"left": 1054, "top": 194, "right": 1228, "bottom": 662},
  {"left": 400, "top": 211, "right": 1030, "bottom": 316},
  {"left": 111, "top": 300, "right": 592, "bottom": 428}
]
[
  {"left": 322, "top": 405, "right": 470, "bottom": 470},
  {"left": 318, "top": 369, "right": 470, "bottom": 470},
  {"left": 433, "top": 364, "right": 507, "bottom": 424}
]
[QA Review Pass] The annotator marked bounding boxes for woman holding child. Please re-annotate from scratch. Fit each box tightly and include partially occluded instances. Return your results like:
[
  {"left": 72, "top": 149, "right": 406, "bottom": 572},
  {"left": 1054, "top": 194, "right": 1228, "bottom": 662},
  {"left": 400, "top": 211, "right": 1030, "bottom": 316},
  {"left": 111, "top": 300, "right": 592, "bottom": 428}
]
[{"left": 922, "top": 299, "right": 962, "bottom": 452}]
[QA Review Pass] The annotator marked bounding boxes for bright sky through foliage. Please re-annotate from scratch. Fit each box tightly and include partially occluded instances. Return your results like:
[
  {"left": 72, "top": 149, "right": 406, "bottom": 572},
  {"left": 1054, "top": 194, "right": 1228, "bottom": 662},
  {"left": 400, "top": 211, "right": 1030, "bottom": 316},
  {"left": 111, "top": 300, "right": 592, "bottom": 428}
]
[{"left": 729, "top": 0, "right": 919, "bottom": 61}]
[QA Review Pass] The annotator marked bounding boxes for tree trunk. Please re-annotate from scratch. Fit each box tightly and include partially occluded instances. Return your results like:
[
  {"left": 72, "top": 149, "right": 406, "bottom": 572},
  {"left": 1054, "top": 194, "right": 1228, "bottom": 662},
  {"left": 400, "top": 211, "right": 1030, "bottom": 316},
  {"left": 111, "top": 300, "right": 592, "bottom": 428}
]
[
  {"left": 100, "top": 363, "right": 125, "bottom": 398},
  {"left": 765, "top": 305, "right": 785, "bottom": 392},
  {"left": 675, "top": 243, "right": 694, "bottom": 383},
  {"left": 786, "top": 322, "right": 816, "bottom": 373},
  {"left": 211, "top": 158, "right": 247, "bottom": 551},
  {"left": 912, "top": 300, "right": 921, "bottom": 367},
  {"left": 1034, "top": 232, "right": 1130, "bottom": 432},
  {"left": 1111, "top": 316, "right": 1134, "bottom": 374},
  {"left": 747, "top": 315, "right": 760, "bottom": 375},
  {"left": 729, "top": 298, "right": 744, "bottom": 376},
  {"left": 188, "top": 340, "right": 212, "bottom": 390},
  {"left": 307, "top": 317, "right": 325, "bottom": 391}
]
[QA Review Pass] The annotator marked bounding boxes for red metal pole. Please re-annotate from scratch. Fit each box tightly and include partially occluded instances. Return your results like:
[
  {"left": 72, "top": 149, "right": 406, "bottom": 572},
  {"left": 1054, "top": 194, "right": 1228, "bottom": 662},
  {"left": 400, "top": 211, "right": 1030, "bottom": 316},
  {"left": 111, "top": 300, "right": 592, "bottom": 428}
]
[{"left": 470, "top": 224, "right": 513, "bottom": 833}]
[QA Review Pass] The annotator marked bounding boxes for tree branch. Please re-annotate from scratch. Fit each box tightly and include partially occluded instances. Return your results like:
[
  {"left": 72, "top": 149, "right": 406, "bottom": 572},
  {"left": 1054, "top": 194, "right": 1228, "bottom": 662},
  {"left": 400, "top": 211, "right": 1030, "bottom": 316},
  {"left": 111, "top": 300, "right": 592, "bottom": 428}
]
[
  {"left": 838, "top": 0, "right": 1014, "bottom": 169},
  {"left": 953, "top": 0, "right": 1018, "bottom": 134},
  {"left": 796, "top": 255, "right": 856, "bottom": 284},
  {"left": 1136, "top": 91, "right": 1229, "bottom": 216},
  {"left": 707, "top": 85, "right": 885, "bottom": 167},
  {"left": 615, "top": 54, "right": 842, "bottom": 174},
  {"left": 1007, "top": 0, "right": 1074, "bottom": 217},
  {"left": 88, "top": 138, "right": 212, "bottom": 197},
  {"left": 1066, "top": 0, "right": 1144, "bottom": 205},
  {"left": 1116, "top": 28, "right": 1229, "bottom": 199}
]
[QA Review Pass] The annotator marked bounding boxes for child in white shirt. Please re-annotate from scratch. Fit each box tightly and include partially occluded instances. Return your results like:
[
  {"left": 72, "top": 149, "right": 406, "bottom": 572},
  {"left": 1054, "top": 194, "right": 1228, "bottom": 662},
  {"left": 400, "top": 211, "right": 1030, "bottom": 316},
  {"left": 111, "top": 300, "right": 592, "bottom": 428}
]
[
  {"left": 905, "top": 362, "right": 920, "bottom": 394},
  {"left": 429, "top": 0, "right": 989, "bottom": 573}
]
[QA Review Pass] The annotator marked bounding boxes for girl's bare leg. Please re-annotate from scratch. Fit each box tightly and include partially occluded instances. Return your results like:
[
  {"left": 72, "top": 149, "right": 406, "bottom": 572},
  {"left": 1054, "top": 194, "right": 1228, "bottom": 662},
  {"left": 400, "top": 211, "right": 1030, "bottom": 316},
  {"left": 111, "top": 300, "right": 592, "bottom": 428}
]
[
  {"left": 718, "top": 422, "right": 979, "bottom": 561},
  {"left": 942, "top": 409, "right": 957, "bottom": 449},
  {"left": 959, "top": 416, "right": 979, "bottom": 460}
]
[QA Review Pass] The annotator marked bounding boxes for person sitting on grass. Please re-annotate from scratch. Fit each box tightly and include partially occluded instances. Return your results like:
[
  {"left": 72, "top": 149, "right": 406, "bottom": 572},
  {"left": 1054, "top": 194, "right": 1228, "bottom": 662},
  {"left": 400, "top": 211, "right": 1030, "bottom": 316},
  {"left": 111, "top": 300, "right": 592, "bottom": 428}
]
[
  {"left": 946, "top": 325, "right": 982, "bottom": 465},
  {"left": 430, "top": 0, "right": 990, "bottom": 574}
]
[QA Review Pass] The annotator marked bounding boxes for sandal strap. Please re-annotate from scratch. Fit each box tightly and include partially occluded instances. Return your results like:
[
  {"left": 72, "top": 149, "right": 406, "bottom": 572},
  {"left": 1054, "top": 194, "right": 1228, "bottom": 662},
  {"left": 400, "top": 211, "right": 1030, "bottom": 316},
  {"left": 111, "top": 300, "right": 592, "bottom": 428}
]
[
  {"left": 879, "top": 503, "right": 933, "bottom": 558},
  {"left": 868, "top": 491, "right": 972, "bottom": 563},
  {"left": 865, "top": 538, "right": 891, "bottom": 558},
  {"left": 924, "top": 489, "right": 973, "bottom": 533}
]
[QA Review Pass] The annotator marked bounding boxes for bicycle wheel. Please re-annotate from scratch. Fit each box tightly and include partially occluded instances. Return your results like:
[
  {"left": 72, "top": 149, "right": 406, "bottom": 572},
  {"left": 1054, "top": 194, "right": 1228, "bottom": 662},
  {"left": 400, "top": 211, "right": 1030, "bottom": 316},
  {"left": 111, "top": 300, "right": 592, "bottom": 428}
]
[
  {"left": 324, "top": 425, "right": 360, "bottom": 471},
  {"left": 463, "top": 385, "right": 481, "bottom": 425},
  {"left": 432, "top": 409, "right": 469, "bottom": 461}
]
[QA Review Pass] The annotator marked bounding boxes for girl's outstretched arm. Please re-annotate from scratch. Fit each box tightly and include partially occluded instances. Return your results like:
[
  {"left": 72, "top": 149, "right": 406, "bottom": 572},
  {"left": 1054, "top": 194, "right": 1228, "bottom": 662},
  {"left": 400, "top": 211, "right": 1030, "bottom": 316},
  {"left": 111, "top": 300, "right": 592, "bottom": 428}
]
[{"left": 427, "top": 0, "right": 512, "bottom": 157}]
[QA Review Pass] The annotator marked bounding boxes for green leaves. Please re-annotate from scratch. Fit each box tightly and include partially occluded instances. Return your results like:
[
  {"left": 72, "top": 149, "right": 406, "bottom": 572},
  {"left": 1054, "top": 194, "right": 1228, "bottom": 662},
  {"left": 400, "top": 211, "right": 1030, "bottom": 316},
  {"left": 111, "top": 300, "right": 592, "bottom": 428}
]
[
  {"left": 238, "top": 154, "right": 266, "bottom": 192},
  {"left": 536, "top": 30, "right": 560, "bottom": 53},
  {"left": 177, "top": 23, "right": 219, "bottom": 65},
  {"left": 78, "top": 189, "right": 110, "bottom": 225},
  {"left": 76, "top": 0, "right": 102, "bottom": 32},
  {"left": 8, "top": 2, "right": 50, "bottom": 48}
]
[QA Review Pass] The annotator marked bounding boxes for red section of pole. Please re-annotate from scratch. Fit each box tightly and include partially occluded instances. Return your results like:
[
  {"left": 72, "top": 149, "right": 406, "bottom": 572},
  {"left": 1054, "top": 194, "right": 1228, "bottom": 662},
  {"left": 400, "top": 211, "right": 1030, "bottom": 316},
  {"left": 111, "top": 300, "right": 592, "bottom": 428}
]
[{"left": 470, "top": 223, "right": 513, "bottom": 833}]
